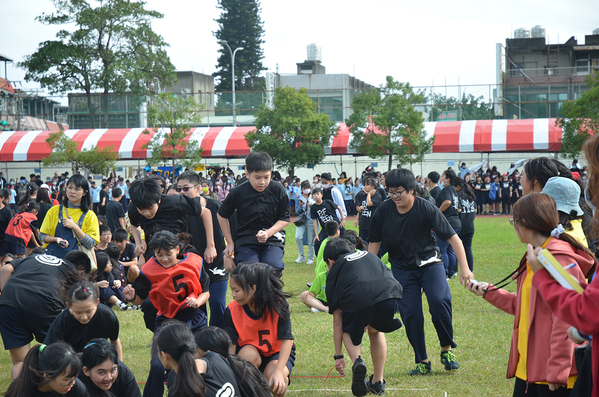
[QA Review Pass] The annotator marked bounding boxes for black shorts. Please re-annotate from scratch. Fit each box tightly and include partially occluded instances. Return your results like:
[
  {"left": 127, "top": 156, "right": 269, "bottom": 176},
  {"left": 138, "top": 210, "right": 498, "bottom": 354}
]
[
  {"left": 237, "top": 342, "right": 296, "bottom": 376},
  {"left": 0, "top": 305, "right": 55, "bottom": 349},
  {"left": 0, "top": 240, "right": 25, "bottom": 257},
  {"left": 342, "top": 298, "right": 402, "bottom": 346}
]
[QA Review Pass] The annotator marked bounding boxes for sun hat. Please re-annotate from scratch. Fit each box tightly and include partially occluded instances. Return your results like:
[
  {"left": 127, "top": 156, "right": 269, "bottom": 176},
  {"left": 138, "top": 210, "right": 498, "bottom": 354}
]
[{"left": 541, "top": 176, "right": 583, "bottom": 216}]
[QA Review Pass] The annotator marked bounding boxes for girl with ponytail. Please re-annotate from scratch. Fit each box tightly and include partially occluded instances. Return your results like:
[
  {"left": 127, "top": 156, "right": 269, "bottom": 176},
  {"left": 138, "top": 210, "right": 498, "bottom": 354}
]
[
  {"left": 5, "top": 342, "right": 87, "bottom": 397},
  {"left": 156, "top": 321, "right": 205, "bottom": 397},
  {"left": 467, "top": 193, "right": 595, "bottom": 396}
]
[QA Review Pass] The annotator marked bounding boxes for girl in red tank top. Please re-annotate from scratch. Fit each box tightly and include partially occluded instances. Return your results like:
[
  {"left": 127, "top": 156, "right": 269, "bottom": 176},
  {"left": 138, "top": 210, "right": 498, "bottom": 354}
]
[{"left": 224, "top": 262, "right": 295, "bottom": 397}]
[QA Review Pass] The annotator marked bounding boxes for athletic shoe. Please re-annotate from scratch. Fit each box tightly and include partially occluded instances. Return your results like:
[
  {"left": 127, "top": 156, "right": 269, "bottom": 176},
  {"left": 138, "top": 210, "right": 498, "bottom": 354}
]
[
  {"left": 440, "top": 350, "right": 460, "bottom": 371},
  {"left": 351, "top": 356, "right": 368, "bottom": 396},
  {"left": 310, "top": 307, "right": 321, "bottom": 313},
  {"left": 366, "top": 375, "right": 386, "bottom": 396},
  {"left": 306, "top": 259, "right": 314, "bottom": 265},
  {"left": 295, "top": 255, "right": 305, "bottom": 264},
  {"left": 130, "top": 305, "right": 141, "bottom": 310},
  {"left": 117, "top": 302, "right": 132, "bottom": 311},
  {"left": 408, "top": 361, "right": 432, "bottom": 376}
]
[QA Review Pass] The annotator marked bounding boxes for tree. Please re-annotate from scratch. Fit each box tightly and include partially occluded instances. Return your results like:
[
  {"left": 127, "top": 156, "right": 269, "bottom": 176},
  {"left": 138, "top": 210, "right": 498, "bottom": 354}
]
[
  {"left": 43, "top": 131, "right": 119, "bottom": 175},
  {"left": 429, "top": 93, "right": 492, "bottom": 121},
  {"left": 245, "top": 86, "right": 338, "bottom": 178},
  {"left": 20, "top": 0, "right": 175, "bottom": 128},
  {"left": 346, "top": 76, "right": 433, "bottom": 171},
  {"left": 558, "top": 74, "right": 599, "bottom": 159},
  {"left": 142, "top": 93, "right": 204, "bottom": 171},
  {"left": 214, "top": 0, "right": 266, "bottom": 92}
]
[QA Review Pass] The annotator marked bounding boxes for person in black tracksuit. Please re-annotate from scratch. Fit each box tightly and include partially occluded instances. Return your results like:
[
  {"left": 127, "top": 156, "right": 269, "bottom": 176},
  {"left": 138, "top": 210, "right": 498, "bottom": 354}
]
[{"left": 499, "top": 174, "right": 512, "bottom": 215}]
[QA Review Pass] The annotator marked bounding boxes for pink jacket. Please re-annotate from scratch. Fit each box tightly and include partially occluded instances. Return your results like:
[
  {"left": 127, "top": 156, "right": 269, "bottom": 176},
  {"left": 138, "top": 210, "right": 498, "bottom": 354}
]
[
  {"left": 533, "top": 240, "right": 599, "bottom": 397},
  {"left": 484, "top": 238, "right": 591, "bottom": 386}
]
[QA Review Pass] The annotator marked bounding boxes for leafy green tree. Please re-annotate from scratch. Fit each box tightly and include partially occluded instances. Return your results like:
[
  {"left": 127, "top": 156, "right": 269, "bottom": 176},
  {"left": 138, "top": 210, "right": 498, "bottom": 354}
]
[
  {"left": 346, "top": 76, "right": 433, "bottom": 171},
  {"left": 20, "top": 0, "right": 175, "bottom": 128},
  {"left": 43, "top": 131, "right": 119, "bottom": 175},
  {"left": 214, "top": 0, "right": 266, "bottom": 92},
  {"left": 245, "top": 86, "right": 338, "bottom": 178},
  {"left": 429, "top": 93, "right": 492, "bottom": 121},
  {"left": 558, "top": 74, "right": 599, "bottom": 159},
  {"left": 142, "top": 93, "right": 204, "bottom": 171}
]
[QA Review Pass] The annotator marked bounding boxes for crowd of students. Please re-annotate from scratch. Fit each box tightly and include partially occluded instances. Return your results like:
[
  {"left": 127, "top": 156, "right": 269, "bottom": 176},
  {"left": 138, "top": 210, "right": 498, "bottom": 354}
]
[{"left": 2, "top": 149, "right": 599, "bottom": 397}]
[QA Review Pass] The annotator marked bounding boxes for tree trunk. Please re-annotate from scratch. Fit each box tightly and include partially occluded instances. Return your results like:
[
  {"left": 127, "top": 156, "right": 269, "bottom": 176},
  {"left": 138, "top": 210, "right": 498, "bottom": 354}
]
[
  {"left": 388, "top": 153, "right": 393, "bottom": 171},
  {"left": 86, "top": 92, "right": 97, "bottom": 129}
]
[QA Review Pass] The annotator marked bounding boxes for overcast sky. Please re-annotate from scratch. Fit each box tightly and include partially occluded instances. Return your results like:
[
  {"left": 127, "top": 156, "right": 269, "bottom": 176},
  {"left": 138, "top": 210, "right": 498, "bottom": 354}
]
[{"left": 2, "top": 0, "right": 598, "bottom": 104}]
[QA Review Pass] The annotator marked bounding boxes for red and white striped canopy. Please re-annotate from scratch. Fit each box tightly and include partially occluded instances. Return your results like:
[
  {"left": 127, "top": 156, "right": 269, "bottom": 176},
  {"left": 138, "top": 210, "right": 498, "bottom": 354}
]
[{"left": 0, "top": 118, "right": 563, "bottom": 162}]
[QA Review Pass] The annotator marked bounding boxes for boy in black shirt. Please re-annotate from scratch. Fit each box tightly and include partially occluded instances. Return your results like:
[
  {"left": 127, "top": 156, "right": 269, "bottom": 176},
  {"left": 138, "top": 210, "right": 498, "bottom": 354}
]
[
  {"left": 311, "top": 187, "right": 345, "bottom": 256},
  {"left": 218, "top": 152, "right": 290, "bottom": 275},
  {"left": 427, "top": 171, "right": 441, "bottom": 199},
  {"left": 354, "top": 177, "right": 382, "bottom": 243},
  {"left": 368, "top": 169, "right": 473, "bottom": 377},
  {"left": 113, "top": 228, "right": 139, "bottom": 283},
  {"left": 324, "top": 238, "right": 402, "bottom": 396},
  {"left": 106, "top": 187, "right": 126, "bottom": 233},
  {"left": 128, "top": 178, "right": 216, "bottom": 264}
]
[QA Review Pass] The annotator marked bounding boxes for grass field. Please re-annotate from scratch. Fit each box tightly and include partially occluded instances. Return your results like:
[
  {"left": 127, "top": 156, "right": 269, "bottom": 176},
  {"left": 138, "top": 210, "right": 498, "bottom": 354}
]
[{"left": 0, "top": 216, "right": 524, "bottom": 396}]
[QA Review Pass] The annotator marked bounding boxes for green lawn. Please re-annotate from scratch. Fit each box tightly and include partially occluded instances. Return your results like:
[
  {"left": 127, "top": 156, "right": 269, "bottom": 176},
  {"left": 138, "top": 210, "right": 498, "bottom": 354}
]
[{"left": 0, "top": 217, "right": 523, "bottom": 396}]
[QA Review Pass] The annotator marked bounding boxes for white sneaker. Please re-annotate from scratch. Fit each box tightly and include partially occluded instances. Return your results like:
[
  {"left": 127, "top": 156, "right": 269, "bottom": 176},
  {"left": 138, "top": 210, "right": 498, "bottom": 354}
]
[
  {"left": 311, "top": 307, "right": 321, "bottom": 313},
  {"left": 295, "top": 255, "right": 306, "bottom": 263},
  {"left": 306, "top": 259, "right": 314, "bottom": 265}
]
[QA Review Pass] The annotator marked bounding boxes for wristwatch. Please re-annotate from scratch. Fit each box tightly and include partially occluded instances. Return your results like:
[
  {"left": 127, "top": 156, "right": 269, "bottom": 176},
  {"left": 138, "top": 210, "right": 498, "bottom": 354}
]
[{"left": 333, "top": 354, "right": 344, "bottom": 360}]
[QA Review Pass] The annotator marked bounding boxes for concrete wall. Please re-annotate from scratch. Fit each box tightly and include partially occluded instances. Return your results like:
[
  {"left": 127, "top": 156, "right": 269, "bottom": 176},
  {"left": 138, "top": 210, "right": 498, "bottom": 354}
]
[{"left": 167, "top": 71, "right": 215, "bottom": 116}]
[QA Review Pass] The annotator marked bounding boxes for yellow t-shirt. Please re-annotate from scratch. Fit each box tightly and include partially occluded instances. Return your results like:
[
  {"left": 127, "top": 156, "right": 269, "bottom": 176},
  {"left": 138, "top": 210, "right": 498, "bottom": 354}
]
[
  {"left": 515, "top": 261, "right": 576, "bottom": 387},
  {"left": 567, "top": 219, "right": 588, "bottom": 248},
  {"left": 40, "top": 205, "right": 100, "bottom": 248}
]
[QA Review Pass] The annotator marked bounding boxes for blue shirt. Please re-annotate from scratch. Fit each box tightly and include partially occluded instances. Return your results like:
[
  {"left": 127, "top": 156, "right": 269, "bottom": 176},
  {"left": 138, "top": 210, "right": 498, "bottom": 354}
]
[{"left": 90, "top": 186, "right": 101, "bottom": 203}]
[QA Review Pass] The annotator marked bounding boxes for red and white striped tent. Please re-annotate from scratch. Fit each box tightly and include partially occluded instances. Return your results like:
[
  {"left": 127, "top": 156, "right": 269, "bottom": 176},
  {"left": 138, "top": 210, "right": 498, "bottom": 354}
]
[{"left": 0, "top": 118, "right": 563, "bottom": 162}]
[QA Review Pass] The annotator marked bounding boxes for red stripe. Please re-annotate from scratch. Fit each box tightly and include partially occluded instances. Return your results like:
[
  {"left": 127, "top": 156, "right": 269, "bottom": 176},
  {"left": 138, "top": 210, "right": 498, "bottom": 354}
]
[
  {"left": 225, "top": 127, "right": 253, "bottom": 156},
  {"left": 27, "top": 131, "right": 54, "bottom": 161},
  {"left": 331, "top": 124, "right": 351, "bottom": 155},
  {"left": 432, "top": 122, "right": 461, "bottom": 153},
  {"left": 96, "top": 128, "right": 130, "bottom": 151},
  {"left": 131, "top": 129, "right": 155, "bottom": 159},
  {"left": 198, "top": 127, "right": 223, "bottom": 157},
  {"left": 474, "top": 120, "right": 494, "bottom": 152},
  {"left": 0, "top": 131, "right": 29, "bottom": 161},
  {"left": 547, "top": 118, "right": 562, "bottom": 152},
  {"left": 506, "top": 119, "right": 535, "bottom": 151}
]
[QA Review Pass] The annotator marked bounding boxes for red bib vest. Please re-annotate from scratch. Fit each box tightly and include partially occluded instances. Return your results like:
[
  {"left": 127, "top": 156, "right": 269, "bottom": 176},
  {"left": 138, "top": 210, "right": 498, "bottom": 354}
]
[
  {"left": 228, "top": 300, "right": 281, "bottom": 356},
  {"left": 142, "top": 252, "right": 203, "bottom": 318}
]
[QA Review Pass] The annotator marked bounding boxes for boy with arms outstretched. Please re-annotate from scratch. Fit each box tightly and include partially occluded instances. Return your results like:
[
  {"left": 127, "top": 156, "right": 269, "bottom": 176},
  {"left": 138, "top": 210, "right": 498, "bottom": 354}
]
[{"left": 324, "top": 238, "right": 403, "bottom": 396}]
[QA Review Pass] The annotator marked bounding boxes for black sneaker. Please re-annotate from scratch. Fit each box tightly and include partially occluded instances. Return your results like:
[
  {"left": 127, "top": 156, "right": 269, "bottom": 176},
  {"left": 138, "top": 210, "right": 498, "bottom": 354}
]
[
  {"left": 408, "top": 361, "right": 431, "bottom": 376},
  {"left": 366, "top": 375, "right": 386, "bottom": 396},
  {"left": 351, "top": 356, "right": 368, "bottom": 396},
  {"left": 440, "top": 350, "right": 460, "bottom": 371}
]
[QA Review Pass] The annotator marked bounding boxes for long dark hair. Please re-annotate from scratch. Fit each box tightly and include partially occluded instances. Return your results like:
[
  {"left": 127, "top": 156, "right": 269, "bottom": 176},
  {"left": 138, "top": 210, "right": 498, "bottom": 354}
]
[
  {"left": 36, "top": 188, "right": 53, "bottom": 204},
  {"left": 64, "top": 174, "right": 92, "bottom": 212},
  {"left": 18, "top": 182, "right": 38, "bottom": 207},
  {"left": 230, "top": 262, "right": 291, "bottom": 321},
  {"left": 195, "top": 327, "right": 270, "bottom": 397},
  {"left": 523, "top": 158, "right": 572, "bottom": 192},
  {"left": 5, "top": 342, "right": 81, "bottom": 397},
  {"left": 454, "top": 178, "right": 476, "bottom": 202},
  {"left": 94, "top": 252, "right": 111, "bottom": 282},
  {"left": 148, "top": 230, "right": 192, "bottom": 255},
  {"left": 156, "top": 321, "right": 205, "bottom": 397}
]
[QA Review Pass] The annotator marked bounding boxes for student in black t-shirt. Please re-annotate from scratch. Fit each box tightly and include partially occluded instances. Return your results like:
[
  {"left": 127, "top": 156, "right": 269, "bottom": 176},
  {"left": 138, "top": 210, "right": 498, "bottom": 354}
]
[
  {"left": 128, "top": 177, "right": 216, "bottom": 264},
  {"left": 0, "top": 253, "right": 76, "bottom": 379},
  {"left": 310, "top": 187, "right": 346, "bottom": 256},
  {"left": 98, "top": 183, "right": 109, "bottom": 216},
  {"left": 437, "top": 169, "right": 462, "bottom": 278},
  {"left": 427, "top": 171, "right": 441, "bottom": 200},
  {"left": 218, "top": 152, "right": 290, "bottom": 275},
  {"left": 354, "top": 177, "right": 382, "bottom": 243},
  {"left": 368, "top": 169, "right": 473, "bottom": 377},
  {"left": 112, "top": 228, "right": 140, "bottom": 283},
  {"left": 80, "top": 338, "right": 141, "bottom": 397},
  {"left": 5, "top": 341, "right": 88, "bottom": 397},
  {"left": 324, "top": 239, "right": 402, "bottom": 396},
  {"left": 499, "top": 173, "right": 512, "bottom": 215},
  {"left": 178, "top": 170, "right": 229, "bottom": 328},
  {"left": 454, "top": 178, "right": 476, "bottom": 272},
  {"left": 105, "top": 187, "right": 126, "bottom": 234},
  {"left": 473, "top": 175, "right": 483, "bottom": 214},
  {"left": 480, "top": 175, "right": 491, "bottom": 214},
  {"left": 45, "top": 281, "right": 122, "bottom": 360}
]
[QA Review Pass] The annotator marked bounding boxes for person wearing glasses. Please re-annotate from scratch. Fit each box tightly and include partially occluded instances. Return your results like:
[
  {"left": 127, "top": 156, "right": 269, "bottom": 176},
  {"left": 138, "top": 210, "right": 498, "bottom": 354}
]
[
  {"left": 368, "top": 169, "right": 473, "bottom": 377},
  {"left": 177, "top": 171, "right": 228, "bottom": 328}
]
